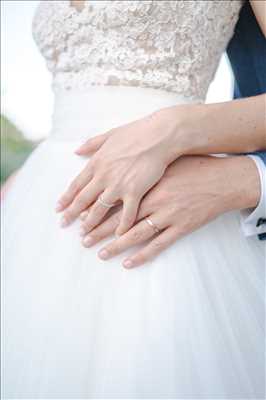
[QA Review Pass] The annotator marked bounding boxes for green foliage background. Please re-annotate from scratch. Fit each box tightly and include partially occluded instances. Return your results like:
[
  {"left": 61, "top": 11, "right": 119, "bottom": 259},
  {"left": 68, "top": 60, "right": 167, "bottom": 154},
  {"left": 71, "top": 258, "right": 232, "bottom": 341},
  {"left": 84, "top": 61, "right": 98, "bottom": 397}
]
[{"left": 1, "top": 115, "right": 36, "bottom": 184}]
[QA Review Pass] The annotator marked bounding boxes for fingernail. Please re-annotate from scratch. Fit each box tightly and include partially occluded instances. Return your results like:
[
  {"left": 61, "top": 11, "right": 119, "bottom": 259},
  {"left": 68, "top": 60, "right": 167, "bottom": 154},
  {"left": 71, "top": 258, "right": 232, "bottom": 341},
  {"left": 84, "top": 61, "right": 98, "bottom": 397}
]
[
  {"left": 83, "top": 236, "right": 93, "bottom": 247},
  {"left": 98, "top": 249, "right": 109, "bottom": 260},
  {"left": 60, "top": 217, "right": 68, "bottom": 228},
  {"left": 123, "top": 259, "right": 133, "bottom": 269},
  {"left": 79, "top": 226, "right": 86, "bottom": 236},
  {"left": 75, "top": 145, "right": 84, "bottom": 154},
  {"left": 55, "top": 201, "right": 63, "bottom": 212}
]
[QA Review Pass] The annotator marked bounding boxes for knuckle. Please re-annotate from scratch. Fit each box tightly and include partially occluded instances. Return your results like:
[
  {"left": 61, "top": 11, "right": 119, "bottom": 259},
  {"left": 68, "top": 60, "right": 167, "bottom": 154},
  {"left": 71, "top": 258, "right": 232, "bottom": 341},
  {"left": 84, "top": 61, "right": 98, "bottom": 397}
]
[
  {"left": 132, "top": 230, "right": 141, "bottom": 241},
  {"left": 153, "top": 239, "right": 165, "bottom": 250},
  {"left": 178, "top": 220, "right": 193, "bottom": 235},
  {"left": 88, "top": 157, "right": 95, "bottom": 169},
  {"left": 69, "top": 180, "right": 79, "bottom": 193},
  {"left": 88, "top": 233, "right": 98, "bottom": 242},
  {"left": 135, "top": 254, "right": 147, "bottom": 264},
  {"left": 94, "top": 204, "right": 105, "bottom": 216},
  {"left": 168, "top": 204, "right": 177, "bottom": 214},
  {"left": 106, "top": 245, "right": 117, "bottom": 256},
  {"left": 94, "top": 231, "right": 107, "bottom": 241},
  {"left": 74, "top": 197, "right": 86, "bottom": 209},
  {"left": 59, "top": 197, "right": 68, "bottom": 206},
  {"left": 131, "top": 229, "right": 144, "bottom": 241},
  {"left": 82, "top": 222, "right": 90, "bottom": 232},
  {"left": 109, "top": 240, "right": 124, "bottom": 255},
  {"left": 67, "top": 208, "right": 77, "bottom": 220},
  {"left": 60, "top": 192, "right": 72, "bottom": 203},
  {"left": 83, "top": 217, "right": 93, "bottom": 230},
  {"left": 80, "top": 211, "right": 88, "bottom": 220},
  {"left": 63, "top": 210, "right": 72, "bottom": 222}
]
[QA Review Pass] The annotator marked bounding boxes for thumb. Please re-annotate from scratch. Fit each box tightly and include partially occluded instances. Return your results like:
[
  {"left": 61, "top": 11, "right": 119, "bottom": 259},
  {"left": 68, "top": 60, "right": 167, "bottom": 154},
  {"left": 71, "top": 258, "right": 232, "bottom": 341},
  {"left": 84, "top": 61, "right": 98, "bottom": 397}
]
[{"left": 75, "top": 131, "right": 111, "bottom": 155}]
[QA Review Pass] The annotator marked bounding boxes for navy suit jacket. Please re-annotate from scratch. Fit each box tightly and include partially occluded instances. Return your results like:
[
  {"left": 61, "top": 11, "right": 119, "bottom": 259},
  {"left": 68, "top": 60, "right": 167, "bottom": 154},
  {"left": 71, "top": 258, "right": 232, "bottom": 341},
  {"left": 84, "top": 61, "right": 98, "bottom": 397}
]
[{"left": 227, "top": 1, "right": 266, "bottom": 240}]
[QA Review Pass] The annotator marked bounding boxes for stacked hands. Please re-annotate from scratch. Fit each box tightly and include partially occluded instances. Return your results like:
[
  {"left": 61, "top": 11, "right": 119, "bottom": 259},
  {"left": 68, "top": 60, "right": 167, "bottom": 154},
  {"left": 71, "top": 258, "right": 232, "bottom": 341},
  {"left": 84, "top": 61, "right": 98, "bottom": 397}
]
[{"left": 56, "top": 103, "right": 261, "bottom": 268}]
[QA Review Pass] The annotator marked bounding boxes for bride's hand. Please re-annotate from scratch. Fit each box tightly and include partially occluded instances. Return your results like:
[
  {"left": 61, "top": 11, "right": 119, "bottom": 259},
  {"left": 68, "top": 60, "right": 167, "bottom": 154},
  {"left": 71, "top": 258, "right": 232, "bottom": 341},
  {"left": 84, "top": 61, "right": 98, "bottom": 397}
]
[
  {"left": 56, "top": 107, "right": 183, "bottom": 235},
  {"left": 79, "top": 155, "right": 260, "bottom": 268}
]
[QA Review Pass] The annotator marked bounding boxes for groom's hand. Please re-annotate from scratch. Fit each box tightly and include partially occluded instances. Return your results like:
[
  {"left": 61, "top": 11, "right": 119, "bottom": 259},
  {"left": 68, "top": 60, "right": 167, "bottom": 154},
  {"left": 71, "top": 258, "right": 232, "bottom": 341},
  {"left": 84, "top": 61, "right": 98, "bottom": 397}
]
[{"left": 79, "top": 155, "right": 261, "bottom": 268}]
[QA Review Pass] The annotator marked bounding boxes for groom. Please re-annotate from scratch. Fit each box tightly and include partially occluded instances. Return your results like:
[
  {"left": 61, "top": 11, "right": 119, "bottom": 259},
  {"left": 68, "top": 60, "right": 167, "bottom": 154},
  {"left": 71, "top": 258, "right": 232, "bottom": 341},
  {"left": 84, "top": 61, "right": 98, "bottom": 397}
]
[{"left": 227, "top": 0, "right": 266, "bottom": 240}]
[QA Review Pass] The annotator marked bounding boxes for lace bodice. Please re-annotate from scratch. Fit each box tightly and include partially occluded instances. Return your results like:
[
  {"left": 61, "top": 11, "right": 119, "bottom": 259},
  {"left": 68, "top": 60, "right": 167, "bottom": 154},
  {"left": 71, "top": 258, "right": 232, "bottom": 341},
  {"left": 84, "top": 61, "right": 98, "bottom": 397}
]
[{"left": 32, "top": 0, "right": 242, "bottom": 100}]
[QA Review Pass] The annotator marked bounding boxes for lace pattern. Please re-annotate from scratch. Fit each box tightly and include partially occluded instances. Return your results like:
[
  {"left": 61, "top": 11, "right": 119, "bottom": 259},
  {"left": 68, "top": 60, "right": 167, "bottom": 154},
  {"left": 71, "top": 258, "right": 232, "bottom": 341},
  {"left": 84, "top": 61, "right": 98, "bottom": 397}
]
[{"left": 32, "top": 0, "right": 242, "bottom": 100}]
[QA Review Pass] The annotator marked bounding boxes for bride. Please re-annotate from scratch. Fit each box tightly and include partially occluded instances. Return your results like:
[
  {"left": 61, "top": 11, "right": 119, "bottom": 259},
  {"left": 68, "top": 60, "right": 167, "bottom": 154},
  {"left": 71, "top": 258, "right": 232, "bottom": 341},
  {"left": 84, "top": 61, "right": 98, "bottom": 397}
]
[{"left": 2, "top": 0, "right": 265, "bottom": 398}]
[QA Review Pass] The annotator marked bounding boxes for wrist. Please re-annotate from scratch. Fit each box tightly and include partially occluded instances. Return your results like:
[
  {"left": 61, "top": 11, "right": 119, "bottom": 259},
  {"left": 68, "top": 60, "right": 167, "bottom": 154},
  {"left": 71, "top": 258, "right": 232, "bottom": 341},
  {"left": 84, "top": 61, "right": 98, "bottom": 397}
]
[
  {"left": 216, "top": 156, "right": 261, "bottom": 212},
  {"left": 153, "top": 103, "right": 204, "bottom": 164},
  {"left": 174, "top": 102, "right": 220, "bottom": 156}
]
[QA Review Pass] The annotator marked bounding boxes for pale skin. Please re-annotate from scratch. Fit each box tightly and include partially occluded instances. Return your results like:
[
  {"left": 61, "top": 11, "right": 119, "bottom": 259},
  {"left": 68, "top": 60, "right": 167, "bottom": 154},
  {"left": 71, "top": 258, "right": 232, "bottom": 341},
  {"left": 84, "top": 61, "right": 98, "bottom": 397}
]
[
  {"left": 57, "top": 96, "right": 266, "bottom": 229},
  {"left": 80, "top": 155, "right": 260, "bottom": 269},
  {"left": 56, "top": 1, "right": 266, "bottom": 267}
]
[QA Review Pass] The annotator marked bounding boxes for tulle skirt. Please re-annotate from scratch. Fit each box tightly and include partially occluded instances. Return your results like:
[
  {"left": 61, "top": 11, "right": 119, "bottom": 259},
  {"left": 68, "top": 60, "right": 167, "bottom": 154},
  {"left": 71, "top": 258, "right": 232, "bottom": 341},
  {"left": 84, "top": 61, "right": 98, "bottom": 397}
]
[{"left": 2, "top": 86, "right": 265, "bottom": 399}]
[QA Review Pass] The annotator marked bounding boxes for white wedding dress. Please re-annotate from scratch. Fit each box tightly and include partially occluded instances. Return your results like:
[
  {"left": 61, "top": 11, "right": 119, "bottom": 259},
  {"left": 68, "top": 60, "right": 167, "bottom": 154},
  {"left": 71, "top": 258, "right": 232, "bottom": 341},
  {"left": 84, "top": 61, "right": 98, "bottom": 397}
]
[{"left": 2, "top": 1, "right": 265, "bottom": 398}]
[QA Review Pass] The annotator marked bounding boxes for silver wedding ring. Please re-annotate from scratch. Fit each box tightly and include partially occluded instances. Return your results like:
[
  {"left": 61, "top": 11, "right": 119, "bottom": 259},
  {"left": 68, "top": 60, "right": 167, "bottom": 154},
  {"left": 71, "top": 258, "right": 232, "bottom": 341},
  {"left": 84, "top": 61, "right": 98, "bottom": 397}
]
[
  {"left": 97, "top": 195, "right": 115, "bottom": 209},
  {"left": 145, "top": 217, "right": 160, "bottom": 234}
]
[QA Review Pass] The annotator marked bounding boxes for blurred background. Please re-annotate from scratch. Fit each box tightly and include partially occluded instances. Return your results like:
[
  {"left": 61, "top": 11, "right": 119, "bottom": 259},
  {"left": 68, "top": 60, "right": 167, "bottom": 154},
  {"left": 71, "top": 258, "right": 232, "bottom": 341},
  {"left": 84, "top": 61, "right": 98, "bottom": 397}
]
[{"left": 1, "top": 0, "right": 234, "bottom": 185}]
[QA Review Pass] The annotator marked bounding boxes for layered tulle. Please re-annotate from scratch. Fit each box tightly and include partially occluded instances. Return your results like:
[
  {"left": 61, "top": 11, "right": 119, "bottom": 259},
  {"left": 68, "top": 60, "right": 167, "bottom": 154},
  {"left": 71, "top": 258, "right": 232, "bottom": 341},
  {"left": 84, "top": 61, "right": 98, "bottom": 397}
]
[{"left": 2, "top": 87, "right": 265, "bottom": 398}]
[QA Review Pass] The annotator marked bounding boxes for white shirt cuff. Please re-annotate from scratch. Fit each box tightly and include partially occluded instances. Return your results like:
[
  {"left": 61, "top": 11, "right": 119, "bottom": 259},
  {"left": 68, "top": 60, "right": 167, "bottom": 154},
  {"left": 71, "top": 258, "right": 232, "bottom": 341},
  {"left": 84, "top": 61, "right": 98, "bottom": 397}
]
[{"left": 240, "top": 155, "right": 266, "bottom": 237}]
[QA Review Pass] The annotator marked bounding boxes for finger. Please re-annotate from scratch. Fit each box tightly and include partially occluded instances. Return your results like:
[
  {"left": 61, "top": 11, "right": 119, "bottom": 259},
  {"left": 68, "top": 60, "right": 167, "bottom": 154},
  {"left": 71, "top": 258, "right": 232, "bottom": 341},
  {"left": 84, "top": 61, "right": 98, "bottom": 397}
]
[
  {"left": 80, "top": 189, "right": 120, "bottom": 235},
  {"left": 136, "top": 200, "right": 154, "bottom": 222},
  {"left": 122, "top": 227, "right": 177, "bottom": 268},
  {"left": 116, "top": 195, "right": 140, "bottom": 236},
  {"left": 82, "top": 211, "right": 121, "bottom": 247},
  {"left": 75, "top": 132, "right": 111, "bottom": 155},
  {"left": 98, "top": 213, "right": 167, "bottom": 260},
  {"left": 80, "top": 191, "right": 152, "bottom": 223},
  {"left": 80, "top": 210, "right": 89, "bottom": 221},
  {"left": 61, "top": 179, "right": 102, "bottom": 227},
  {"left": 56, "top": 166, "right": 93, "bottom": 212}
]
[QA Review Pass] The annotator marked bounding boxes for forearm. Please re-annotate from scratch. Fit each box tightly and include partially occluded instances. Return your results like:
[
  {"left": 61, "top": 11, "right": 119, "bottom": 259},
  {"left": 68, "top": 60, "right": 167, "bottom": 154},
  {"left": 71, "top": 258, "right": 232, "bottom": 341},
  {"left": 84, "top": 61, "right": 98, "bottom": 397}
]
[
  {"left": 197, "top": 154, "right": 264, "bottom": 238},
  {"left": 250, "top": 0, "right": 266, "bottom": 37},
  {"left": 160, "top": 94, "right": 266, "bottom": 162},
  {"left": 220, "top": 155, "right": 261, "bottom": 211}
]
